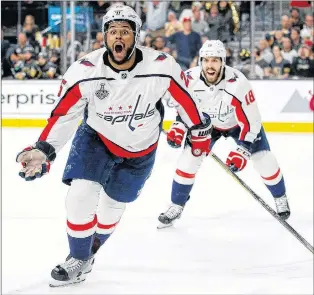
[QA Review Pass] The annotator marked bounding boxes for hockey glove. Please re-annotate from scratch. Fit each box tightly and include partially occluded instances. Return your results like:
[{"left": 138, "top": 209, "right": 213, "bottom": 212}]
[
  {"left": 167, "top": 121, "right": 188, "bottom": 148},
  {"left": 189, "top": 119, "right": 213, "bottom": 157},
  {"left": 16, "top": 141, "right": 56, "bottom": 181},
  {"left": 226, "top": 143, "right": 251, "bottom": 172}
]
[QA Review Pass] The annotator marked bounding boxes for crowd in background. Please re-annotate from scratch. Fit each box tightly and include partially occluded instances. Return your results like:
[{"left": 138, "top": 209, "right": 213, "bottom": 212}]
[{"left": 1, "top": 0, "right": 314, "bottom": 80}]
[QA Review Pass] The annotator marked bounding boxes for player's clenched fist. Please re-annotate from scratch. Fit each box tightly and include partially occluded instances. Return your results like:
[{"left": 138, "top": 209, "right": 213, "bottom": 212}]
[
  {"left": 16, "top": 141, "right": 56, "bottom": 181},
  {"left": 189, "top": 119, "right": 213, "bottom": 157},
  {"left": 167, "top": 121, "right": 188, "bottom": 148}
]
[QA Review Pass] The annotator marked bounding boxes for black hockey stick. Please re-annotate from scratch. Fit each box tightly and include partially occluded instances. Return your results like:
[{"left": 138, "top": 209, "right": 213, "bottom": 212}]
[
  {"left": 210, "top": 152, "right": 314, "bottom": 255},
  {"left": 161, "top": 129, "right": 313, "bottom": 254}
]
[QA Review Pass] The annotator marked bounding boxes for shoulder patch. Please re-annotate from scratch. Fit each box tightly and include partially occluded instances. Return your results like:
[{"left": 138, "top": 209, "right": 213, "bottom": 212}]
[
  {"left": 155, "top": 53, "right": 168, "bottom": 61},
  {"left": 227, "top": 72, "right": 239, "bottom": 83},
  {"left": 186, "top": 71, "right": 194, "bottom": 80},
  {"left": 79, "top": 59, "right": 95, "bottom": 67}
]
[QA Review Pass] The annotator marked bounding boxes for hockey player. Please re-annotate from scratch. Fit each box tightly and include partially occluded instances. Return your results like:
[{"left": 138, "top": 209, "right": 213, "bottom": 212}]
[
  {"left": 15, "top": 5, "right": 212, "bottom": 287},
  {"left": 158, "top": 40, "right": 290, "bottom": 228}
]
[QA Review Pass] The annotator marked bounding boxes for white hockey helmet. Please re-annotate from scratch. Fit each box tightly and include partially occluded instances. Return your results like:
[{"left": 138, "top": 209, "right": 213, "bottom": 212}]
[
  {"left": 102, "top": 5, "right": 142, "bottom": 47},
  {"left": 199, "top": 40, "right": 226, "bottom": 66}
]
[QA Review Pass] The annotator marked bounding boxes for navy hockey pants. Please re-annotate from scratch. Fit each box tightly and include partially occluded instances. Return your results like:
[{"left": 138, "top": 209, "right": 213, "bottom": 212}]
[
  {"left": 209, "top": 126, "right": 270, "bottom": 153},
  {"left": 63, "top": 122, "right": 156, "bottom": 203}
]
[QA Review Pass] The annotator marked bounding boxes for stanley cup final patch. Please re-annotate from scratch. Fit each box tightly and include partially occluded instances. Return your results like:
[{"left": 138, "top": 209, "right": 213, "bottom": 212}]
[{"left": 95, "top": 83, "right": 110, "bottom": 100}]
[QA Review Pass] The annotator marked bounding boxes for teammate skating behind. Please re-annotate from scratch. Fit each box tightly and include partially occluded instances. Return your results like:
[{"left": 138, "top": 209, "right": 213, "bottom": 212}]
[
  {"left": 16, "top": 5, "right": 213, "bottom": 287},
  {"left": 158, "top": 40, "right": 290, "bottom": 229}
]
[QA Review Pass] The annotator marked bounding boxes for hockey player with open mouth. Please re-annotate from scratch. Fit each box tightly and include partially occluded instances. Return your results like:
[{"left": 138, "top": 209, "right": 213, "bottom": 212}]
[
  {"left": 15, "top": 5, "right": 213, "bottom": 287},
  {"left": 158, "top": 40, "right": 290, "bottom": 229}
]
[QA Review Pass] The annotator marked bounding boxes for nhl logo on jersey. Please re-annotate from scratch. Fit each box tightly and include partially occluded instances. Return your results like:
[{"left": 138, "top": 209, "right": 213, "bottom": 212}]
[
  {"left": 95, "top": 84, "right": 109, "bottom": 100},
  {"left": 121, "top": 73, "right": 128, "bottom": 79}
]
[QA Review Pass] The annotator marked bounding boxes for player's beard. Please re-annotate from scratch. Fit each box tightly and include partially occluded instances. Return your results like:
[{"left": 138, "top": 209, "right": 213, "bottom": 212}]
[
  {"left": 202, "top": 67, "right": 222, "bottom": 85},
  {"left": 107, "top": 43, "right": 135, "bottom": 65}
]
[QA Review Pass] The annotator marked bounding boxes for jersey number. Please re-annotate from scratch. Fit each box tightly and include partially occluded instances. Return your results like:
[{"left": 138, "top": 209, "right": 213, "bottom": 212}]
[
  {"left": 245, "top": 90, "right": 255, "bottom": 105},
  {"left": 180, "top": 71, "right": 189, "bottom": 88}
]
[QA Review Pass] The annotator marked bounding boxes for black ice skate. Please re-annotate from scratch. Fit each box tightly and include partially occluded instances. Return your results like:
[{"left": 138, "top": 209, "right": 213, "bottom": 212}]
[
  {"left": 49, "top": 255, "right": 95, "bottom": 287},
  {"left": 274, "top": 194, "right": 290, "bottom": 220},
  {"left": 157, "top": 204, "right": 184, "bottom": 229}
]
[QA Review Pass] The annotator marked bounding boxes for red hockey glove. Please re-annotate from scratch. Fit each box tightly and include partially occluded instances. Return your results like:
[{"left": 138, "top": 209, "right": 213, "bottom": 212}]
[
  {"left": 16, "top": 141, "right": 56, "bottom": 181},
  {"left": 189, "top": 120, "right": 213, "bottom": 157},
  {"left": 226, "top": 144, "right": 251, "bottom": 172},
  {"left": 167, "top": 121, "right": 188, "bottom": 148}
]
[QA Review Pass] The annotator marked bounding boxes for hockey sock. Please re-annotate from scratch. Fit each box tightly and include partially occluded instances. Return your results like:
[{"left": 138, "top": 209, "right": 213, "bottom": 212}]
[
  {"left": 171, "top": 180, "right": 193, "bottom": 206},
  {"left": 67, "top": 234, "right": 95, "bottom": 260},
  {"left": 252, "top": 151, "right": 286, "bottom": 198}
]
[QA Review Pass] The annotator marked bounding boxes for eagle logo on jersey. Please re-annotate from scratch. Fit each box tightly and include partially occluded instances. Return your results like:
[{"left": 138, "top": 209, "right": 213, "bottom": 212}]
[
  {"left": 155, "top": 53, "right": 168, "bottom": 61},
  {"left": 79, "top": 59, "right": 95, "bottom": 67},
  {"left": 186, "top": 71, "right": 193, "bottom": 80},
  {"left": 227, "top": 72, "right": 239, "bottom": 83},
  {"left": 95, "top": 83, "right": 110, "bottom": 100}
]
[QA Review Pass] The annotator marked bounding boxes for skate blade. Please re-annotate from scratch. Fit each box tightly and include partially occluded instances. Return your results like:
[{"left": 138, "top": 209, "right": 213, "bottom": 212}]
[
  {"left": 49, "top": 275, "right": 87, "bottom": 288},
  {"left": 157, "top": 222, "right": 174, "bottom": 229},
  {"left": 49, "top": 278, "right": 86, "bottom": 288}
]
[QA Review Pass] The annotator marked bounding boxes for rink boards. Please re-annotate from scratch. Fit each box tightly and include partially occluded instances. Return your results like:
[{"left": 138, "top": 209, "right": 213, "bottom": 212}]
[{"left": 1, "top": 80, "right": 313, "bottom": 133}]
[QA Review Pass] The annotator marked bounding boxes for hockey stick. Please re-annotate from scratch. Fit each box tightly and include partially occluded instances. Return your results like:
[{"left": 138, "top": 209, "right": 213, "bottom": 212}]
[
  {"left": 161, "top": 129, "right": 314, "bottom": 254},
  {"left": 210, "top": 152, "right": 313, "bottom": 255}
]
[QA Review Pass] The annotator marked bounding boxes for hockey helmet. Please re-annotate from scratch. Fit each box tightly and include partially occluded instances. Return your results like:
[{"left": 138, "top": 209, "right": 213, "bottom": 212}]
[
  {"left": 199, "top": 40, "right": 226, "bottom": 66},
  {"left": 102, "top": 5, "right": 142, "bottom": 48}
]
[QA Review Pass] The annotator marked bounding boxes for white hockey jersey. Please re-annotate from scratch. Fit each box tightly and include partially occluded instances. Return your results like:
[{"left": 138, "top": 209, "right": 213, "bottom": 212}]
[
  {"left": 182, "top": 65, "right": 262, "bottom": 143},
  {"left": 38, "top": 46, "right": 203, "bottom": 158}
]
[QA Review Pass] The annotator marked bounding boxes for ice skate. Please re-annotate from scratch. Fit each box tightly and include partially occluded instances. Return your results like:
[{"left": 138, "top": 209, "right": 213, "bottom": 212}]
[
  {"left": 49, "top": 255, "right": 95, "bottom": 287},
  {"left": 274, "top": 194, "right": 290, "bottom": 220},
  {"left": 157, "top": 204, "right": 184, "bottom": 229}
]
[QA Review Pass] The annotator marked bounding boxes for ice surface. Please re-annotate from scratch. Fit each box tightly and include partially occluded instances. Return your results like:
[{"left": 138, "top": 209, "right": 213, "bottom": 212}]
[{"left": 2, "top": 128, "right": 313, "bottom": 294}]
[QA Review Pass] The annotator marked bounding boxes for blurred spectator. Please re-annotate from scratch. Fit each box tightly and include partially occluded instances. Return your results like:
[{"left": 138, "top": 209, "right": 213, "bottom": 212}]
[
  {"left": 37, "top": 50, "right": 60, "bottom": 79},
  {"left": 152, "top": 35, "right": 169, "bottom": 53},
  {"left": 258, "top": 39, "right": 273, "bottom": 64},
  {"left": 265, "top": 33, "right": 275, "bottom": 48},
  {"left": 166, "top": 17, "right": 202, "bottom": 70},
  {"left": 290, "top": 7, "right": 303, "bottom": 30},
  {"left": 225, "top": 46, "right": 234, "bottom": 66},
  {"left": 164, "top": 11, "right": 183, "bottom": 37},
  {"left": 66, "top": 32, "right": 83, "bottom": 63},
  {"left": 301, "top": 29, "right": 313, "bottom": 47},
  {"left": 191, "top": 5, "right": 209, "bottom": 36},
  {"left": 179, "top": 1, "right": 205, "bottom": 22},
  {"left": 273, "top": 30, "right": 285, "bottom": 47},
  {"left": 92, "top": 40, "right": 102, "bottom": 51},
  {"left": 290, "top": 28, "right": 302, "bottom": 50},
  {"left": 278, "top": 15, "right": 292, "bottom": 36},
  {"left": 281, "top": 37, "right": 298, "bottom": 63},
  {"left": 301, "top": 14, "right": 313, "bottom": 41},
  {"left": 95, "top": 32, "right": 104, "bottom": 46},
  {"left": 1, "top": 29, "right": 11, "bottom": 77},
  {"left": 143, "top": 34, "right": 153, "bottom": 48},
  {"left": 218, "top": 1, "right": 233, "bottom": 39},
  {"left": 23, "top": 23, "right": 41, "bottom": 54},
  {"left": 22, "top": 15, "right": 39, "bottom": 35},
  {"left": 12, "top": 32, "right": 36, "bottom": 63},
  {"left": 205, "top": 3, "right": 224, "bottom": 41},
  {"left": 144, "top": 1, "right": 169, "bottom": 37},
  {"left": 254, "top": 47, "right": 271, "bottom": 79},
  {"left": 269, "top": 45, "right": 291, "bottom": 79},
  {"left": 291, "top": 44, "right": 314, "bottom": 77}
]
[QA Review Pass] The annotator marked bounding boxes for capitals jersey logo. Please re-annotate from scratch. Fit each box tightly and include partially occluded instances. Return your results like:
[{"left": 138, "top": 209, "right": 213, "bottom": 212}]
[{"left": 96, "top": 95, "right": 156, "bottom": 131}]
